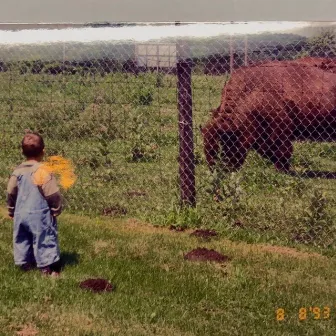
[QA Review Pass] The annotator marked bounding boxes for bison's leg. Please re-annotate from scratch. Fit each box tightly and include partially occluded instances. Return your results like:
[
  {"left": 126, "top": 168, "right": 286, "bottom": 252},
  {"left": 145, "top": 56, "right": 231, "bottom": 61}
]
[
  {"left": 269, "top": 137, "right": 294, "bottom": 172},
  {"left": 270, "top": 114, "right": 294, "bottom": 172},
  {"left": 254, "top": 112, "right": 294, "bottom": 172}
]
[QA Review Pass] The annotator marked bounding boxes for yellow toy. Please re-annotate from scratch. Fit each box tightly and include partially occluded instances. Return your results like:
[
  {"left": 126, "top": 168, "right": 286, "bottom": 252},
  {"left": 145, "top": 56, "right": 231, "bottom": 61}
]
[{"left": 33, "top": 155, "right": 77, "bottom": 190}]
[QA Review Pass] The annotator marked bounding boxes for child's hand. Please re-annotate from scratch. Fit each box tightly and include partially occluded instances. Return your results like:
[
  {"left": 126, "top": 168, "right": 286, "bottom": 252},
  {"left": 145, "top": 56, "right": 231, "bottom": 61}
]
[{"left": 8, "top": 216, "right": 13, "bottom": 220}]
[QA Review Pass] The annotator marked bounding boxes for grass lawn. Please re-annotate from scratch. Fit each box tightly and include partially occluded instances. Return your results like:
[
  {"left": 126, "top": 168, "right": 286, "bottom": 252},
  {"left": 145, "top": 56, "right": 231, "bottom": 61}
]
[
  {"left": 1, "top": 208, "right": 336, "bottom": 335},
  {"left": 0, "top": 69, "right": 335, "bottom": 335}
]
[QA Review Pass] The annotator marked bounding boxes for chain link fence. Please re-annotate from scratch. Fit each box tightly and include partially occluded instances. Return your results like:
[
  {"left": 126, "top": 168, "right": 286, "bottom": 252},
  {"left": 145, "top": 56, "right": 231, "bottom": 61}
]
[{"left": 1, "top": 23, "right": 335, "bottom": 249}]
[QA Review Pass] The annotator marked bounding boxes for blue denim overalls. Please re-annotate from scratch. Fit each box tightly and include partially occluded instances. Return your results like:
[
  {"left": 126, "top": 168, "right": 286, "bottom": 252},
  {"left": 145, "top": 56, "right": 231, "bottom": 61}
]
[{"left": 12, "top": 162, "right": 60, "bottom": 268}]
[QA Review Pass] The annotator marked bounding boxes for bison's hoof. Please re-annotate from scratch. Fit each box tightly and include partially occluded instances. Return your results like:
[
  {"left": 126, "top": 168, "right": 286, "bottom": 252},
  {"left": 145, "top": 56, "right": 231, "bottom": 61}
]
[{"left": 274, "top": 162, "right": 291, "bottom": 173}]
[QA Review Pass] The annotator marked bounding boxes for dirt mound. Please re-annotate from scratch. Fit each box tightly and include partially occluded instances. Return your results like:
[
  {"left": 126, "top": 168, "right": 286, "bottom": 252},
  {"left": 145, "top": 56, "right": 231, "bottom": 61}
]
[
  {"left": 102, "top": 205, "right": 127, "bottom": 216},
  {"left": 125, "top": 190, "right": 147, "bottom": 197},
  {"left": 16, "top": 324, "right": 38, "bottom": 336},
  {"left": 190, "top": 229, "right": 218, "bottom": 239},
  {"left": 232, "top": 220, "right": 244, "bottom": 228},
  {"left": 79, "top": 278, "right": 114, "bottom": 293},
  {"left": 184, "top": 248, "right": 230, "bottom": 263},
  {"left": 169, "top": 225, "right": 185, "bottom": 232}
]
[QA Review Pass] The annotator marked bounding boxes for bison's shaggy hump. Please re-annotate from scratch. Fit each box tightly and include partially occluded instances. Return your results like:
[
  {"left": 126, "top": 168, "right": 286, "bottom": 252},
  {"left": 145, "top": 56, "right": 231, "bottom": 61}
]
[
  {"left": 202, "top": 58, "right": 336, "bottom": 172},
  {"left": 294, "top": 57, "right": 336, "bottom": 73}
]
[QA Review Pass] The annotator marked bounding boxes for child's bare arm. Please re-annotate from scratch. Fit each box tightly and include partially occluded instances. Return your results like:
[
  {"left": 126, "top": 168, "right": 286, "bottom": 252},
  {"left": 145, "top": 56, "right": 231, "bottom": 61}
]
[{"left": 6, "top": 175, "right": 18, "bottom": 218}]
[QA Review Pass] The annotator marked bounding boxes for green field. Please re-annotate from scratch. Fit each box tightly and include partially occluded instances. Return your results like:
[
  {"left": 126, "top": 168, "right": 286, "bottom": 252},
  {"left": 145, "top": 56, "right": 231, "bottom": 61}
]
[
  {"left": 0, "top": 70, "right": 335, "bottom": 251},
  {"left": 1, "top": 209, "right": 336, "bottom": 335},
  {"left": 0, "top": 68, "right": 336, "bottom": 335}
]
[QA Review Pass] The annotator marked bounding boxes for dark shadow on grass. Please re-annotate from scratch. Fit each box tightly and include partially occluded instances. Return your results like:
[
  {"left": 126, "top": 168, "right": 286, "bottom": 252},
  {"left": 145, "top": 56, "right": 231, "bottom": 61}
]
[
  {"left": 287, "top": 170, "right": 336, "bottom": 179},
  {"left": 59, "top": 251, "right": 80, "bottom": 270}
]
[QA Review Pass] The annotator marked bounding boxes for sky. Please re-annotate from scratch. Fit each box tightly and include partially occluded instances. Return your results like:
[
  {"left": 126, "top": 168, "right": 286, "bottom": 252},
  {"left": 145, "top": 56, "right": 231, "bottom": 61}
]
[
  {"left": 1, "top": 0, "right": 336, "bottom": 23},
  {"left": 0, "top": 22, "right": 314, "bottom": 45}
]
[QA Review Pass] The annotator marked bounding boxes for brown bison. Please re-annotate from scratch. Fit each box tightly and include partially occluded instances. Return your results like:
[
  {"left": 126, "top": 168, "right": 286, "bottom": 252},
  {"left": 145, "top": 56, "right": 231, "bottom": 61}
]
[{"left": 201, "top": 58, "right": 336, "bottom": 172}]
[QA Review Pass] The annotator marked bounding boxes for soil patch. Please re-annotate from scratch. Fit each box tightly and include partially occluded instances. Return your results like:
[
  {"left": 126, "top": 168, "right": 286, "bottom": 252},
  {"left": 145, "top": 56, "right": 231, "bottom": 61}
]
[
  {"left": 190, "top": 229, "right": 218, "bottom": 239},
  {"left": 232, "top": 220, "right": 245, "bottom": 228},
  {"left": 79, "top": 278, "right": 114, "bottom": 293},
  {"left": 125, "top": 190, "right": 147, "bottom": 197},
  {"left": 184, "top": 248, "right": 230, "bottom": 263},
  {"left": 169, "top": 225, "right": 186, "bottom": 232},
  {"left": 102, "top": 205, "right": 127, "bottom": 216},
  {"left": 16, "top": 324, "right": 38, "bottom": 336},
  {"left": 258, "top": 244, "right": 324, "bottom": 259}
]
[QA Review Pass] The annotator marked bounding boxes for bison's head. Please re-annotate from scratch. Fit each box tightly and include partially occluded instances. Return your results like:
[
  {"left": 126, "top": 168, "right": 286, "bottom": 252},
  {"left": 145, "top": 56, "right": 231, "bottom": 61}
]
[
  {"left": 201, "top": 114, "right": 248, "bottom": 172},
  {"left": 210, "top": 106, "right": 221, "bottom": 118}
]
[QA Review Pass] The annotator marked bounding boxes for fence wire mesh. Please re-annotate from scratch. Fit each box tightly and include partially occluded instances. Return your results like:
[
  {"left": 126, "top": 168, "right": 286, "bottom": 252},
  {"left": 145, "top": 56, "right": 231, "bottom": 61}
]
[{"left": 1, "top": 23, "right": 335, "bottom": 249}]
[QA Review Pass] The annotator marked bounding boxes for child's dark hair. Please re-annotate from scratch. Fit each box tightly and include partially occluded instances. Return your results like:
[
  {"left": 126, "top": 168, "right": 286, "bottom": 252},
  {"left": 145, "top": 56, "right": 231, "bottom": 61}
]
[{"left": 22, "top": 132, "right": 45, "bottom": 158}]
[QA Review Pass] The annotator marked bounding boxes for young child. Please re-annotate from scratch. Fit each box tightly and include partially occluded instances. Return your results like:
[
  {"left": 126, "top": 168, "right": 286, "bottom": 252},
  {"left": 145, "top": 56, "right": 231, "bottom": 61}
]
[{"left": 7, "top": 132, "right": 63, "bottom": 276}]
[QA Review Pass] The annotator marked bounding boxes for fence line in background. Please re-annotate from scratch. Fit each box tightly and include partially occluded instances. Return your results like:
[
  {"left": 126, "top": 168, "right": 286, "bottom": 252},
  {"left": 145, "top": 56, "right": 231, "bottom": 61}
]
[{"left": 0, "top": 24, "right": 335, "bottom": 248}]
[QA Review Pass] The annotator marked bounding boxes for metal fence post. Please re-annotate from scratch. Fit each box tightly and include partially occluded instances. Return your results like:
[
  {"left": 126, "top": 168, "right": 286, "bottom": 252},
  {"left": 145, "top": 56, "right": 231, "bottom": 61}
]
[{"left": 176, "top": 22, "right": 196, "bottom": 207}]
